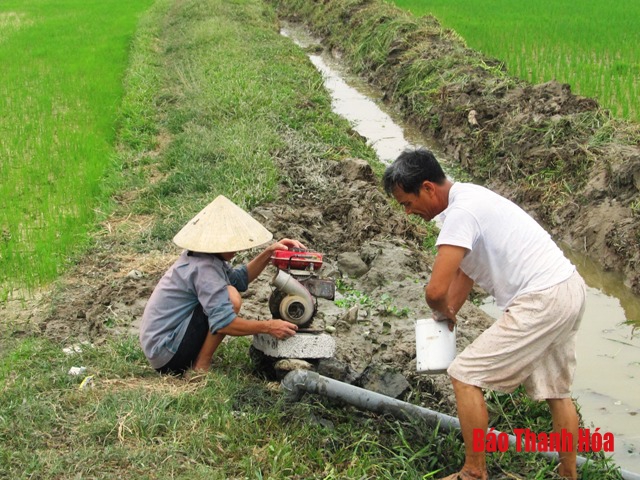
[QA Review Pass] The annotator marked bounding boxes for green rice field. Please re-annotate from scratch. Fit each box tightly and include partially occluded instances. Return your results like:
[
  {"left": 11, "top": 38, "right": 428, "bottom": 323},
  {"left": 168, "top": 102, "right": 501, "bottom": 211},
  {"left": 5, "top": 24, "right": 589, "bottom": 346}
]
[
  {"left": 0, "top": 0, "right": 153, "bottom": 294},
  {"left": 392, "top": 0, "right": 640, "bottom": 123}
]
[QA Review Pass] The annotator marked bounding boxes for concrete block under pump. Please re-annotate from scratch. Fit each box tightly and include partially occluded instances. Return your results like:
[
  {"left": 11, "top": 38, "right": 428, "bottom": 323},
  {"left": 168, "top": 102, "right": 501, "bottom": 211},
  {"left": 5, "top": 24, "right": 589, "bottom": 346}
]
[{"left": 252, "top": 333, "right": 336, "bottom": 359}]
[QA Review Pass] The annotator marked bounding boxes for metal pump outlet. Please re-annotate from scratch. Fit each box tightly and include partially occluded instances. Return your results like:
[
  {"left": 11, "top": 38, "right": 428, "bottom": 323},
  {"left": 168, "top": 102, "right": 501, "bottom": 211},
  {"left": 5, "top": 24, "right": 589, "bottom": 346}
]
[
  {"left": 268, "top": 249, "right": 335, "bottom": 328},
  {"left": 271, "top": 270, "right": 315, "bottom": 325}
]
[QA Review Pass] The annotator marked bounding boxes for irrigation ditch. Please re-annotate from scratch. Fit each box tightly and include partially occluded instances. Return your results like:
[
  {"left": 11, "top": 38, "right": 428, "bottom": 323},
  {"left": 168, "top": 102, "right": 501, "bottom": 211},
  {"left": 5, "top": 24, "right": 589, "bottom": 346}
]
[{"left": 269, "top": 1, "right": 640, "bottom": 472}]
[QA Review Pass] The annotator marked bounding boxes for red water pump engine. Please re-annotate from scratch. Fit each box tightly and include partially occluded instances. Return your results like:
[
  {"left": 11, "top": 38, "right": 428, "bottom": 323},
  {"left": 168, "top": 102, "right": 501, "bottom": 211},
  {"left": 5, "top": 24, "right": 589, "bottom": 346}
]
[{"left": 269, "top": 249, "right": 335, "bottom": 328}]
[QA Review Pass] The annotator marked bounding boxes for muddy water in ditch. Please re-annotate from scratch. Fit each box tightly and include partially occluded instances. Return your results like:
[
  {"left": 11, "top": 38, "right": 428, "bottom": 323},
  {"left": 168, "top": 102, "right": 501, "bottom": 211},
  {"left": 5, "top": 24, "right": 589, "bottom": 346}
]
[{"left": 281, "top": 23, "right": 640, "bottom": 472}]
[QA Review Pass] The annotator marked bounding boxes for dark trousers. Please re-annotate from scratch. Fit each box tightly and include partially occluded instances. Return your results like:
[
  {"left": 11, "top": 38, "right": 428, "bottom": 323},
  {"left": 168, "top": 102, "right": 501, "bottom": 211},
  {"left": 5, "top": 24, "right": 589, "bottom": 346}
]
[{"left": 157, "top": 304, "right": 209, "bottom": 375}]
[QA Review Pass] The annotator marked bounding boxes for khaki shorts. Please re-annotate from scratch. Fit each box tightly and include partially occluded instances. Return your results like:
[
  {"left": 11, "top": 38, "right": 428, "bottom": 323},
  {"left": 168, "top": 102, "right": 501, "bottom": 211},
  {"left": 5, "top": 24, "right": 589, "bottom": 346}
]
[{"left": 448, "top": 271, "right": 586, "bottom": 400}]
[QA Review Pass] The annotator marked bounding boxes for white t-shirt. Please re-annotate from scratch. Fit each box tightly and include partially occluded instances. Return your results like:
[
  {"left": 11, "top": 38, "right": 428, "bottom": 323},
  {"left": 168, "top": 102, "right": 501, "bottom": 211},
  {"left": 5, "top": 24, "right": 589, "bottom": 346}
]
[{"left": 436, "top": 183, "right": 575, "bottom": 309}]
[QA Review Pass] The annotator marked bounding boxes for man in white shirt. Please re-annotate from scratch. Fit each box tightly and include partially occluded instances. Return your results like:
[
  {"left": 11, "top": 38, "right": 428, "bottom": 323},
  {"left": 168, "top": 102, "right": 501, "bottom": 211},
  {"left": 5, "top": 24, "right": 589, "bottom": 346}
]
[{"left": 383, "top": 148, "right": 586, "bottom": 480}]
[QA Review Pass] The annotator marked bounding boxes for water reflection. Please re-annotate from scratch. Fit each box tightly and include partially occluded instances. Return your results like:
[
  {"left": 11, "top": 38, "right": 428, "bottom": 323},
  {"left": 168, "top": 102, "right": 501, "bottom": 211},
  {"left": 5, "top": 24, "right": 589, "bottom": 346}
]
[
  {"left": 281, "top": 25, "right": 426, "bottom": 164},
  {"left": 563, "top": 246, "right": 640, "bottom": 472},
  {"left": 306, "top": 54, "right": 411, "bottom": 164},
  {"left": 564, "top": 245, "right": 640, "bottom": 325}
]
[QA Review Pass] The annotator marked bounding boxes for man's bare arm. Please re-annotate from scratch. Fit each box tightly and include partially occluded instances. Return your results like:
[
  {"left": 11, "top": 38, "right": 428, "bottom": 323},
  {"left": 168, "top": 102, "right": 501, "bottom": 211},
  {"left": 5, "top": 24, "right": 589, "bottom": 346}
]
[{"left": 425, "top": 244, "right": 469, "bottom": 329}]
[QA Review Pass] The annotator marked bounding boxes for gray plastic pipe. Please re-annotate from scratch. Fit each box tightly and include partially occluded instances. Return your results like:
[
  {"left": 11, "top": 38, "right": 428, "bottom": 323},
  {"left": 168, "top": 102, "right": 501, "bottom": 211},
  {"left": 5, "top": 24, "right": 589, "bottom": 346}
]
[{"left": 282, "top": 370, "right": 640, "bottom": 480}]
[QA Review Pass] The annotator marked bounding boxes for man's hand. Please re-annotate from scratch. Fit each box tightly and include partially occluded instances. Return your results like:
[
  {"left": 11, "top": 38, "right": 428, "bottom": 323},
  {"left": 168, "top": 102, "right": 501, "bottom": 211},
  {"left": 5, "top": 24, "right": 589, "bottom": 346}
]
[
  {"left": 267, "top": 319, "right": 298, "bottom": 339},
  {"left": 432, "top": 306, "right": 457, "bottom": 332}
]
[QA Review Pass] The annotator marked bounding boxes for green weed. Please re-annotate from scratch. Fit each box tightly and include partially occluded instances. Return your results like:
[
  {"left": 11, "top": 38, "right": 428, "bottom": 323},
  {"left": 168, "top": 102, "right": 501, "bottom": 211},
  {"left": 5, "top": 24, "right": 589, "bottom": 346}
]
[
  {"left": 2, "top": 293, "right": 624, "bottom": 477},
  {"left": 0, "top": 329, "right": 462, "bottom": 479},
  {"left": 335, "top": 278, "right": 376, "bottom": 309},
  {"left": 379, "top": 293, "right": 411, "bottom": 317},
  {"left": 335, "top": 279, "right": 411, "bottom": 317}
]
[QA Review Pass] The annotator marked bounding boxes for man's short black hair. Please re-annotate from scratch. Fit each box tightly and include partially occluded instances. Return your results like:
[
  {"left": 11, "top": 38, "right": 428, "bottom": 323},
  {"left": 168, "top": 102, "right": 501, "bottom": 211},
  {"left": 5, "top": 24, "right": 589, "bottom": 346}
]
[{"left": 383, "top": 148, "right": 447, "bottom": 196}]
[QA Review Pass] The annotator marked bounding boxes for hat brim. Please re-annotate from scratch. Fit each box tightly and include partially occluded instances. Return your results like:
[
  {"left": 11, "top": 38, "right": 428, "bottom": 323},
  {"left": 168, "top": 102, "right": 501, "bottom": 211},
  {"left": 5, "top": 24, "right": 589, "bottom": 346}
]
[{"left": 173, "top": 195, "right": 273, "bottom": 253}]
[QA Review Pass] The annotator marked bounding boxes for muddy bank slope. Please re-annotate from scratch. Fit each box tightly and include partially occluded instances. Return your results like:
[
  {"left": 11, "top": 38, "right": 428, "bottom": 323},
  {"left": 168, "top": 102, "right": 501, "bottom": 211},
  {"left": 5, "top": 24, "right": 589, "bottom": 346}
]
[{"left": 272, "top": 0, "right": 640, "bottom": 294}]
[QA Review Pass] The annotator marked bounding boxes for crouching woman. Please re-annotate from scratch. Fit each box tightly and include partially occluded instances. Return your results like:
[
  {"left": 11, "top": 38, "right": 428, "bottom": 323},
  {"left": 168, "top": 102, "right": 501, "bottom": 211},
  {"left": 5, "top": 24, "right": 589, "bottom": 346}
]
[{"left": 139, "top": 195, "right": 301, "bottom": 375}]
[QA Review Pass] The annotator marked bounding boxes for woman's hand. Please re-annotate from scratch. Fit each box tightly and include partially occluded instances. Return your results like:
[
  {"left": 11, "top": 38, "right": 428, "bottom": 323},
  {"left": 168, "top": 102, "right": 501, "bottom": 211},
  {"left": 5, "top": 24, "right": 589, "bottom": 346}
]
[
  {"left": 266, "top": 319, "right": 299, "bottom": 339},
  {"left": 267, "top": 238, "right": 307, "bottom": 252},
  {"left": 247, "top": 239, "right": 308, "bottom": 282}
]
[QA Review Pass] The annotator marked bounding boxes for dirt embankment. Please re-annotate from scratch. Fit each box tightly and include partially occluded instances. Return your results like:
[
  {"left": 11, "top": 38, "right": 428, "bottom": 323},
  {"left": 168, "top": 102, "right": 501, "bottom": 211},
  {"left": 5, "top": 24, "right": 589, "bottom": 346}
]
[{"left": 272, "top": 0, "right": 640, "bottom": 295}]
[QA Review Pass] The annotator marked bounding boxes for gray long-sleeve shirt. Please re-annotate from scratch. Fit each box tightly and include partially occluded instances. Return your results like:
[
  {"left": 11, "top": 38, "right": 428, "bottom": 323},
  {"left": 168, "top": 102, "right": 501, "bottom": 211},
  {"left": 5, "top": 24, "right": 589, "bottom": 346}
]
[{"left": 139, "top": 251, "right": 249, "bottom": 369}]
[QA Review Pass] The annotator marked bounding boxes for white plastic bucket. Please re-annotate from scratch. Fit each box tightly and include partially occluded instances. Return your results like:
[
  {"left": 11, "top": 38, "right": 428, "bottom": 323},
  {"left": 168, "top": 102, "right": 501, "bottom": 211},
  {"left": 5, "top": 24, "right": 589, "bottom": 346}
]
[{"left": 415, "top": 318, "right": 457, "bottom": 374}]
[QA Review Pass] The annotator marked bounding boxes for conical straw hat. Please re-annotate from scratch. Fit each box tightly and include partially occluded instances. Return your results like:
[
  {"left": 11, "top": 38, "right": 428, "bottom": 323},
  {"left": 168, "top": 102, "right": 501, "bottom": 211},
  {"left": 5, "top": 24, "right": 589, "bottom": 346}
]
[{"left": 173, "top": 195, "right": 273, "bottom": 253}]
